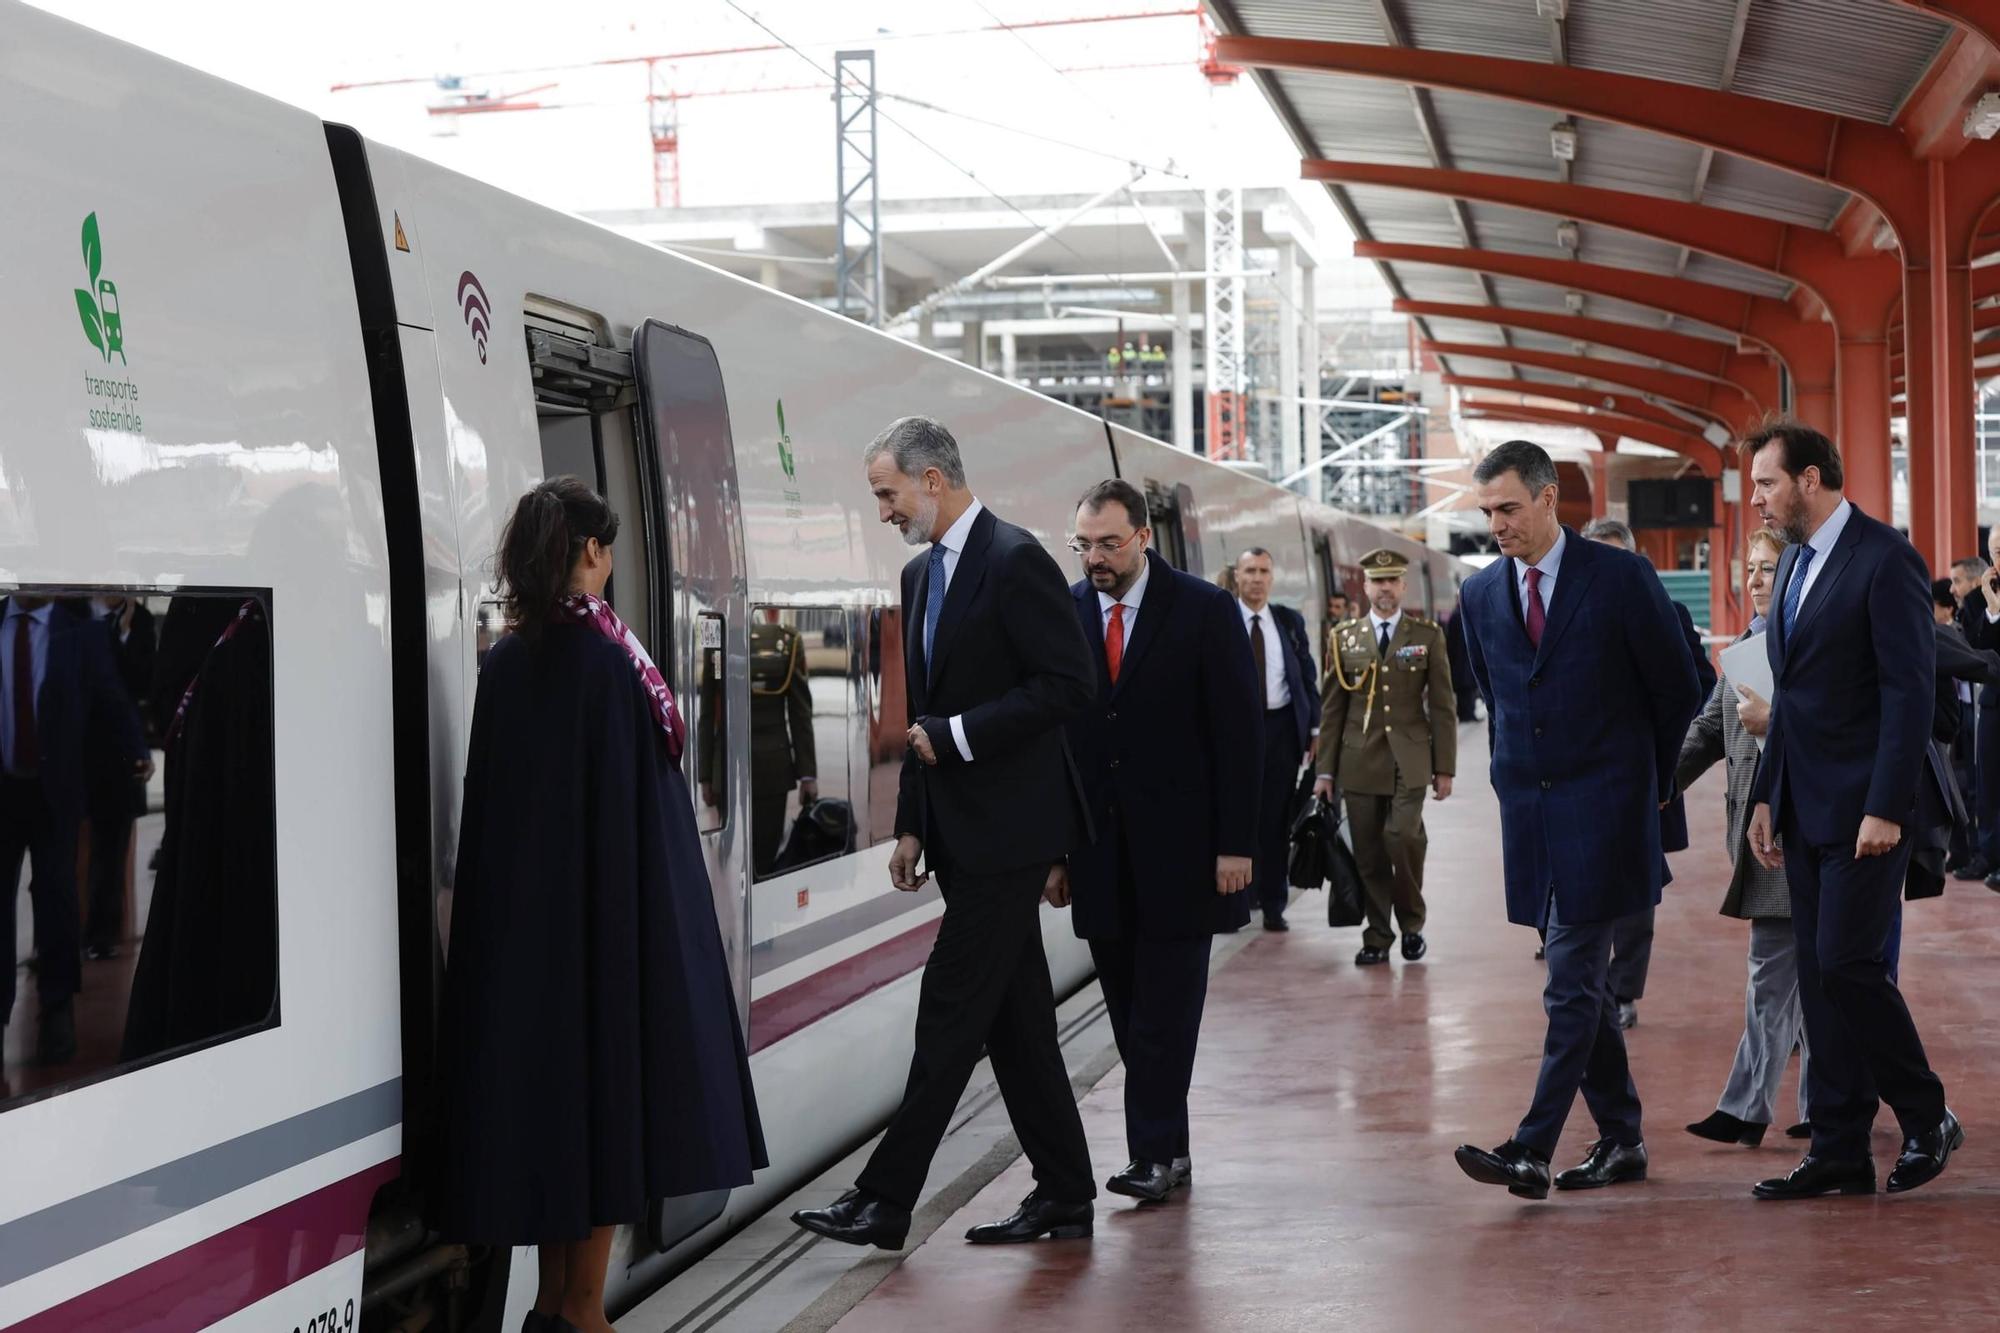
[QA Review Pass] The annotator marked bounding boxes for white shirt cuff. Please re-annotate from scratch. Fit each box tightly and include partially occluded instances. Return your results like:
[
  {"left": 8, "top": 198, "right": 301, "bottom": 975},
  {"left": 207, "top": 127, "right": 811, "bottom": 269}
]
[
  {"left": 1987, "top": 608, "right": 1999, "bottom": 624},
  {"left": 950, "top": 714, "right": 974, "bottom": 762}
]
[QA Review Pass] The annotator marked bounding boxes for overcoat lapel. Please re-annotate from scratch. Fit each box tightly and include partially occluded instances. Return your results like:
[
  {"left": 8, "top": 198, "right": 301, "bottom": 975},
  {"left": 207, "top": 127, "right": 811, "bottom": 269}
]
[
  {"left": 1110, "top": 553, "right": 1174, "bottom": 696},
  {"left": 1532, "top": 533, "right": 1596, "bottom": 671},
  {"left": 1786, "top": 505, "right": 1863, "bottom": 648}
]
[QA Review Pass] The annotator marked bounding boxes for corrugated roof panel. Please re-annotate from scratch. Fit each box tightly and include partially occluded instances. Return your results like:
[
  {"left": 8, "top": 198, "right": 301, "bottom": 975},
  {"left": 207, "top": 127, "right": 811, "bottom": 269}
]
[
  {"left": 1341, "top": 185, "right": 1466, "bottom": 248},
  {"left": 1269, "top": 71, "right": 1432, "bottom": 165},
  {"left": 1401, "top": 0, "right": 1554, "bottom": 64},
  {"left": 1222, "top": 0, "right": 1386, "bottom": 44},
  {"left": 1684, "top": 251, "right": 1795, "bottom": 300},
  {"left": 1701, "top": 153, "right": 1851, "bottom": 229},
  {"left": 1572, "top": 120, "right": 1705, "bottom": 202},
  {"left": 1574, "top": 223, "right": 1686, "bottom": 277},
  {"left": 1563, "top": 0, "right": 1736, "bottom": 86},
  {"left": 1482, "top": 277, "right": 1737, "bottom": 343},
  {"left": 1425, "top": 88, "right": 1567, "bottom": 178},
  {"left": 1426, "top": 318, "right": 1516, "bottom": 346},
  {"left": 1431, "top": 350, "right": 1530, "bottom": 379},
  {"left": 1461, "top": 201, "right": 1569, "bottom": 260},
  {"left": 1396, "top": 268, "right": 1494, "bottom": 306},
  {"left": 1733, "top": 0, "right": 1950, "bottom": 123}
]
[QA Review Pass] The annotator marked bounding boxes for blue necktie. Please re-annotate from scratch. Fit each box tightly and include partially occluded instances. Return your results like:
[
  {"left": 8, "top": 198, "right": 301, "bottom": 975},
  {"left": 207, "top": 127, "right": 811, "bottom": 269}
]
[
  {"left": 1782, "top": 544, "right": 1816, "bottom": 638},
  {"left": 924, "top": 542, "right": 948, "bottom": 679}
]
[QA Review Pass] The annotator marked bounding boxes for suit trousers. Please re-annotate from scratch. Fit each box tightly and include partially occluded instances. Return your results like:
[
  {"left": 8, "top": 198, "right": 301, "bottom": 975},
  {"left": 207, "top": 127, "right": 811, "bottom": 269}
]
[
  {"left": 85, "top": 812, "right": 135, "bottom": 950},
  {"left": 1515, "top": 895, "right": 1643, "bottom": 1159},
  {"left": 0, "top": 776, "right": 82, "bottom": 1019},
  {"left": 1715, "top": 917, "right": 1810, "bottom": 1125},
  {"left": 1780, "top": 812, "right": 1946, "bottom": 1161},
  {"left": 857, "top": 857, "right": 1094, "bottom": 1211},
  {"left": 1251, "top": 709, "right": 1301, "bottom": 921},
  {"left": 1089, "top": 931, "right": 1210, "bottom": 1165},
  {"left": 1344, "top": 786, "right": 1428, "bottom": 950},
  {"left": 1607, "top": 907, "right": 1655, "bottom": 1002},
  {"left": 1980, "top": 701, "right": 2000, "bottom": 864},
  {"left": 1950, "top": 704, "right": 1978, "bottom": 866}
]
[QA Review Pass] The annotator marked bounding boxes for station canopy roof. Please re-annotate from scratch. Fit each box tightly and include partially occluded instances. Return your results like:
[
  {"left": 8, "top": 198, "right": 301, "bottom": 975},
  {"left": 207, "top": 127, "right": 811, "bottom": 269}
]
[{"left": 1205, "top": 0, "right": 1975, "bottom": 400}]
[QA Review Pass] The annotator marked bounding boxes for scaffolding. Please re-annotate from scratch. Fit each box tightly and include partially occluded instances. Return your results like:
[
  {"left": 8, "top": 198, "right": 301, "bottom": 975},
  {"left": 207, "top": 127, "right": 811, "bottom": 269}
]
[{"left": 833, "top": 51, "right": 884, "bottom": 327}]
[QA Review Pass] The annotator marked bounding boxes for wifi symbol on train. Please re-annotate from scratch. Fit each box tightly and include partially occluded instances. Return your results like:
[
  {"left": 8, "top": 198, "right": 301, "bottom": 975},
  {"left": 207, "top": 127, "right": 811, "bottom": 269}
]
[{"left": 458, "top": 271, "right": 492, "bottom": 364}]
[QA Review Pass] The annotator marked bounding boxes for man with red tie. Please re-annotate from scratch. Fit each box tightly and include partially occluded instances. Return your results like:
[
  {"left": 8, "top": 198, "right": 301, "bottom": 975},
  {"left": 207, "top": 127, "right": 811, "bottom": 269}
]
[{"left": 1052, "top": 480, "right": 1263, "bottom": 1202}]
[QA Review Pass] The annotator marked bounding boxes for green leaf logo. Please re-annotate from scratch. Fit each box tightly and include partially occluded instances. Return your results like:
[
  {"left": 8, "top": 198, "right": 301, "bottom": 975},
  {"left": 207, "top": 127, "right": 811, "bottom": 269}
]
[
  {"left": 82, "top": 212, "right": 102, "bottom": 286},
  {"left": 75, "top": 288, "right": 104, "bottom": 355},
  {"left": 776, "top": 399, "right": 796, "bottom": 481}
]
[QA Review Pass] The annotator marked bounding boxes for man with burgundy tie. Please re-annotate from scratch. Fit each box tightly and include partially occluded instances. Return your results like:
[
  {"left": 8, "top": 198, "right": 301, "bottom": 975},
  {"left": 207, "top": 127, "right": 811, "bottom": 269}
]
[
  {"left": 1053, "top": 480, "right": 1262, "bottom": 1201},
  {"left": 1449, "top": 441, "right": 1702, "bottom": 1199},
  {"left": 1233, "top": 547, "right": 1321, "bottom": 931},
  {"left": 1, "top": 596, "right": 150, "bottom": 1066}
]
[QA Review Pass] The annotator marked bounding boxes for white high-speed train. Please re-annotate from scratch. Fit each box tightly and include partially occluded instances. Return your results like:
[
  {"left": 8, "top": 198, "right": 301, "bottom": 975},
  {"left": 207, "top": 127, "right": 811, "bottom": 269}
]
[{"left": 0, "top": 6, "right": 1468, "bottom": 1328}]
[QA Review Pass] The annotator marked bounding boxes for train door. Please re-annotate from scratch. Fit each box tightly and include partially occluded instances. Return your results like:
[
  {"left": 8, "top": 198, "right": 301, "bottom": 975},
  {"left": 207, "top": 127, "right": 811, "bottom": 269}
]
[
  {"left": 1145, "top": 481, "right": 1203, "bottom": 573},
  {"left": 630, "top": 318, "right": 751, "bottom": 1252}
]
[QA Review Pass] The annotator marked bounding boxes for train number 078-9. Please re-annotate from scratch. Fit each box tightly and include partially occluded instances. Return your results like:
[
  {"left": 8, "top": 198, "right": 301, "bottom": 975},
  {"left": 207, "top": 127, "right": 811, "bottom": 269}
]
[{"left": 294, "top": 1300, "right": 355, "bottom": 1333}]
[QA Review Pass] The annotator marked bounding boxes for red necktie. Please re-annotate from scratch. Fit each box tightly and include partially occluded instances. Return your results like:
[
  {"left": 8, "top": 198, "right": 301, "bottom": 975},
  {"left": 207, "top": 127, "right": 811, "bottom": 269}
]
[
  {"left": 11, "top": 613, "right": 38, "bottom": 774},
  {"left": 1106, "top": 603, "right": 1126, "bottom": 684},
  {"left": 1524, "top": 567, "right": 1547, "bottom": 648}
]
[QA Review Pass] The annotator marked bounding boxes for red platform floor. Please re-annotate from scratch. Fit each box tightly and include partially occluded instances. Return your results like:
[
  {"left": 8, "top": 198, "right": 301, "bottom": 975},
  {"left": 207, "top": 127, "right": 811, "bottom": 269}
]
[{"left": 832, "top": 729, "right": 2000, "bottom": 1331}]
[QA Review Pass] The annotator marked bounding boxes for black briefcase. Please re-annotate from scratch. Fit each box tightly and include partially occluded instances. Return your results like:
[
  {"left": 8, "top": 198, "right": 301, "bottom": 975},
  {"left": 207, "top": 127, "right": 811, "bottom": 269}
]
[
  {"left": 1287, "top": 792, "right": 1336, "bottom": 889},
  {"left": 1323, "top": 818, "right": 1366, "bottom": 928}
]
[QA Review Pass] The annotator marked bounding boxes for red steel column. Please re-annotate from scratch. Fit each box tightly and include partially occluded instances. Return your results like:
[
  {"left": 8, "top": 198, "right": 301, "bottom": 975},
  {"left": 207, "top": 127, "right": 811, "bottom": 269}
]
[
  {"left": 1590, "top": 447, "right": 1611, "bottom": 519},
  {"left": 1933, "top": 158, "right": 1985, "bottom": 566}
]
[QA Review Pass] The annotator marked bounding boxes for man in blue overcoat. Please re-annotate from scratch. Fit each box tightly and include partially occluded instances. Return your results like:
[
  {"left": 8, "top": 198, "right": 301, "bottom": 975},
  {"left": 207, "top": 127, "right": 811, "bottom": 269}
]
[{"left": 1451, "top": 441, "right": 1702, "bottom": 1199}]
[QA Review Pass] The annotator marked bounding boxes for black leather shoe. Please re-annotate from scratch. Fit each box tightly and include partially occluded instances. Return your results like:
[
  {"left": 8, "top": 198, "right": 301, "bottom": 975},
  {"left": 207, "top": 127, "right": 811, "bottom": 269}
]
[
  {"left": 1355, "top": 945, "right": 1390, "bottom": 966},
  {"left": 1534, "top": 943, "right": 1545, "bottom": 960},
  {"left": 1953, "top": 856, "right": 1991, "bottom": 881},
  {"left": 1170, "top": 1156, "right": 1192, "bottom": 1189},
  {"left": 1886, "top": 1109, "right": 1964, "bottom": 1194},
  {"left": 1785, "top": 1121, "right": 1811, "bottom": 1140},
  {"left": 791, "top": 1189, "right": 911, "bottom": 1249},
  {"left": 1262, "top": 914, "right": 1289, "bottom": 932},
  {"left": 1401, "top": 932, "right": 1427, "bottom": 961},
  {"left": 1752, "top": 1155, "right": 1876, "bottom": 1199},
  {"left": 1687, "top": 1111, "right": 1767, "bottom": 1147},
  {"left": 1106, "top": 1160, "right": 1177, "bottom": 1202},
  {"left": 1555, "top": 1139, "right": 1648, "bottom": 1191},
  {"left": 1614, "top": 1000, "right": 1638, "bottom": 1030},
  {"left": 1985, "top": 870, "right": 2000, "bottom": 891},
  {"left": 964, "top": 1191, "right": 1092, "bottom": 1244},
  {"left": 1454, "top": 1140, "right": 1551, "bottom": 1199},
  {"left": 35, "top": 1003, "right": 76, "bottom": 1066}
]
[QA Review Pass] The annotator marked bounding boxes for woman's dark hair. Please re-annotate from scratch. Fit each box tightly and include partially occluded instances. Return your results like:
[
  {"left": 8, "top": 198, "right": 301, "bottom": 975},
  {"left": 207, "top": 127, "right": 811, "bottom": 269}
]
[{"left": 496, "top": 476, "right": 619, "bottom": 635}]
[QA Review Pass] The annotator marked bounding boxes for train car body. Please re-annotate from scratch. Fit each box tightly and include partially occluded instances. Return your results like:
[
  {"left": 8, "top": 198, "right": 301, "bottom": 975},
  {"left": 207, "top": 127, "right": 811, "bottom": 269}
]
[{"left": 0, "top": 6, "right": 1470, "bottom": 1327}]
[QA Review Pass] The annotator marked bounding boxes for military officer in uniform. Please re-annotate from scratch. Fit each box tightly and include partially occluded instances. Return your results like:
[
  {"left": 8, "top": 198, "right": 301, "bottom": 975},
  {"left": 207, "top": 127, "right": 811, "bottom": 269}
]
[
  {"left": 747, "top": 610, "right": 818, "bottom": 875},
  {"left": 1314, "top": 548, "right": 1457, "bottom": 965}
]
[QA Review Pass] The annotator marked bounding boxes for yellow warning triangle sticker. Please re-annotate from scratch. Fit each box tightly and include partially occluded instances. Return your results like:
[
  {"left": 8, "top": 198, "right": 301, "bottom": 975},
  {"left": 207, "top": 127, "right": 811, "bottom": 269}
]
[{"left": 393, "top": 213, "right": 409, "bottom": 252}]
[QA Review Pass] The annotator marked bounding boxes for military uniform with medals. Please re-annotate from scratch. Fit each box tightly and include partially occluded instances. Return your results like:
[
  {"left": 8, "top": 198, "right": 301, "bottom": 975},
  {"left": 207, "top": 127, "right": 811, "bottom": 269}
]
[
  {"left": 1318, "top": 549, "right": 1457, "bottom": 957},
  {"left": 748, "top": 618, "right": 817, "bottom": 874}
]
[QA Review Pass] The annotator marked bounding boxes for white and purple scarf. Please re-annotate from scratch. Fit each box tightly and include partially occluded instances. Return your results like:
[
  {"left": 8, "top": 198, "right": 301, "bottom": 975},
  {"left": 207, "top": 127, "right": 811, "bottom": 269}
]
[{"left": 555, "top": 592, "right": 685, "bottom": 760}]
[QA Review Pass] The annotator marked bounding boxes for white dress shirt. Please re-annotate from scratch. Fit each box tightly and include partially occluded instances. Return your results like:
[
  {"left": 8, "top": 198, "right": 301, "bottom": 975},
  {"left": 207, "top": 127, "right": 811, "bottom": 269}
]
[
  {"left": 1369, "top": 608, "right": 1403, "bottom": 653},
  {"left": 1789, "top": 497, "right": 1852, "bottom": 615},
  {"left": 931, "top": 497, "right": 985, "bottom": 761},
  {"left": 1515, "top": 527, "right": 1567, "bottom": 627},
  {"left": 1097, "top": 555, "right": 1150, "bottom": 642},
  {"left": 1238, "top": 598, "right": 1292, "bottom": 710}
]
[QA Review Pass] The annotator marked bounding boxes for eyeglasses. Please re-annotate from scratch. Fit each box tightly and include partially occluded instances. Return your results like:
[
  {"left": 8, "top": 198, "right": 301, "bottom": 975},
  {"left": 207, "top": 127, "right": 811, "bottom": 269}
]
[{"left": 1068, "top": 533, "right": 1140, "bottom": 555}]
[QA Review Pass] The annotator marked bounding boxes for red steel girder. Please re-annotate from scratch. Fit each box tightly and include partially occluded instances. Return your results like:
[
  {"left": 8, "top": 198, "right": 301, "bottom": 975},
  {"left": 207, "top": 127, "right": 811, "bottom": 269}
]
[
  {"left": 1420, "top": 341, "right": 1743, "bottom": 423},
  {"left": 1440, "top": 376, "right": 1711, "bottom": 436},
  {"left": 1395, "top": 300, "right": 1742, "bottom": 379}
]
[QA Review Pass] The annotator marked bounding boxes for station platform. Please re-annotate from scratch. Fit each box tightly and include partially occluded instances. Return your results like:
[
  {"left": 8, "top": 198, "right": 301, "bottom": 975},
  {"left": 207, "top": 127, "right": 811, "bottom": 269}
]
[{"left": 635, "top": 724, "right": 2000, "bottom": 1332}]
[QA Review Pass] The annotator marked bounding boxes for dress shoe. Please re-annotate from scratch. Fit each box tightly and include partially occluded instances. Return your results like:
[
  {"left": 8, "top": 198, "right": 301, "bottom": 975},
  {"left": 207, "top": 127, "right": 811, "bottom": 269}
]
[
  {"left": 1614, "top": 1000, "right": 1638, "bottom": 1030},
  {"left": 1554, "top": 1139, "right": 1648, "bottom": 1191},
  {"left": 1355, "top": 945, "right": 1389, "bottom": 966},
  {"left": 1170, "top": 1156, "right": 1192, "bottom": 1189},
  {"left": 1454, "top": 1140, "right": 1551, "bottom": 1200},
  {"left": 1401, "top": 932, "right": 1427, "bottom": 961},
  {"left": 1886, "top": 1109, "right": 1964, "bottom": 1194},
  {"left": 1785, "top": 1121, "right": 1811, "bottom": 1140},
  {"left": 1686, "top": 1111, "right": 1767, "bottom": 1147},
  {"left": 84, "top": 943, "right": 120, "bottom": 961},
  {"left": 36, "top": 1003, "right": 76, "bottom": 1066},
  {"left": 790, "top": 1189, "right": 910, "bottom": 1249},
  {"left": 1952, "top": 856, "right": 1990, "bottom": 881},
  {"left": 1262, "top": 914, "right": 1289, "bottom": 932},
  {"left": 964, "top": 1191, "right": 1092, "bottom": 1244},
  {"left": 1106, "top": 1160, "right": 1177, "bottom": 1202},
  {"left": 1533, "top": 943, "right": 1545, "bottom": 961},
  {"left": 1752, "top": 1155, "right": 1876, "bottom": 1200},
  {"left": 1984, "top": 869, "right": 2000, "bottom": 892}
]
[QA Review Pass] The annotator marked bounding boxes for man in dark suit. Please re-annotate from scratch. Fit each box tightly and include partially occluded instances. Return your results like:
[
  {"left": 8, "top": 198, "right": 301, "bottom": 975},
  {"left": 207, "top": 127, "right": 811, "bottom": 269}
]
[
  {"left": 2, "top": 597, "right": 150, "bottom": 1065},
  {"left": 1743, "top": 419, "right": 1959, "bottom": 1199},
  {"left": 1578, "top": 518, "right": 1719, "bottom": 1030},
  {"left": 1955, "top": 543, "right": 2000, "bottom": 886},
  {"left": 1452, "top": 441, "right": 1702, "bottom": 1199},
  {"left": 1943, "top": 561, "right": 1986, "bottom": 878},
  {"left": 1233, "top": 547, "right": 1320, "bottom": 930},
  {"left": 793, "top": 417, "right": 1097, "bottom": 1250},
  {"left": 84, "top": 595, "right": 156, "bottom": 959},
  {"left": 1053, "top": 479, "right": 1262, "bottom": 1202}
]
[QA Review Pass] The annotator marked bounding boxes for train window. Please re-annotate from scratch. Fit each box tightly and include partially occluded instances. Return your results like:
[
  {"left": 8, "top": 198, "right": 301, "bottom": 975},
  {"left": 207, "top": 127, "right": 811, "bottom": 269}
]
[
  {"left": 1144, "top": 482, "right": 1189, "bottom": 572},
  {"left": 863, "top": 604, "right": 909, "bottom": 847},
  {"left": 743, "top": 606, "right": 854, "bottom": 880},
  {"left": 1, "top": 588, "right": 277, "bottom": 1112}
]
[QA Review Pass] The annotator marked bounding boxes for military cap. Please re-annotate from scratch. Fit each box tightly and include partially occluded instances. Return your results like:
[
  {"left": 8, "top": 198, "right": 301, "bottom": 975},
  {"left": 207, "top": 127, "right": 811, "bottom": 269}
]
[{"left": 1359, "top": 547, "right": 1410, "bottom": 580}]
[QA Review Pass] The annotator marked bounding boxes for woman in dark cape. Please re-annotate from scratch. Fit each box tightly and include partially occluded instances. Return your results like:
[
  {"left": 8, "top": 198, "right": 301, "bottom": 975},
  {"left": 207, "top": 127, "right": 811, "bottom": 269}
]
[{"left": 434, "top": 478, "right": 765, "bottom": 1333}]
